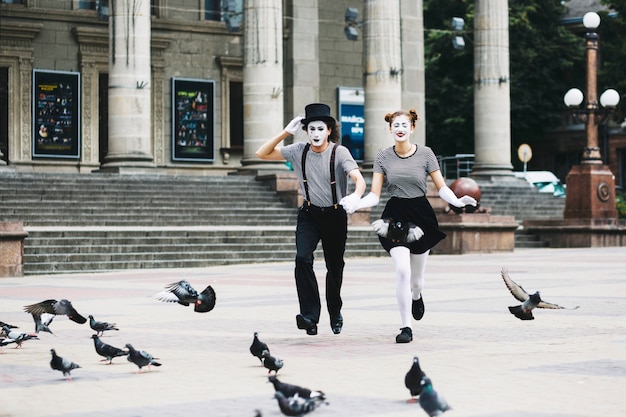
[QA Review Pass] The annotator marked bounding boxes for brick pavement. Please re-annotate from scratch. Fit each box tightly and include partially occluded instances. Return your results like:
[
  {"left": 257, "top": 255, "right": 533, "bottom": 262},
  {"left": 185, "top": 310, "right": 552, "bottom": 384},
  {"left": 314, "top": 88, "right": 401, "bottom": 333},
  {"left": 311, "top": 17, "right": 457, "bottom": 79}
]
[{"left": 1, "top": 247, "right": 625, "bottom": 417}]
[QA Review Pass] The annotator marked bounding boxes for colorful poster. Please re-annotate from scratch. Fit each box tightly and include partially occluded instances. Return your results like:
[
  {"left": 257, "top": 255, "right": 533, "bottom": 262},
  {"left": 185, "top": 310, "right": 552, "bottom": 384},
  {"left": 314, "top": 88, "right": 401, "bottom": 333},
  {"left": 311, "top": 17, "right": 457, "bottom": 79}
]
[
  {"left": 32, "top": 70, "right": 80, "bottom": 158},
  {"left": 338, "top": 87, "right": 365, "bottom": 161},
  {"left": 172, "top": 78, "right": 215, "bottom": 162}
]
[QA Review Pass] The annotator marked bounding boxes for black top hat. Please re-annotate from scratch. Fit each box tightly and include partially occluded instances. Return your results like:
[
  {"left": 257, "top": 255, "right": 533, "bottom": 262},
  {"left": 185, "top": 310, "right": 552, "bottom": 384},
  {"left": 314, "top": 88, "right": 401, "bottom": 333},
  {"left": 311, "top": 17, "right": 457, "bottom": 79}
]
[{"left": 302, "top": 103, "right": 336, "bottom": 126}]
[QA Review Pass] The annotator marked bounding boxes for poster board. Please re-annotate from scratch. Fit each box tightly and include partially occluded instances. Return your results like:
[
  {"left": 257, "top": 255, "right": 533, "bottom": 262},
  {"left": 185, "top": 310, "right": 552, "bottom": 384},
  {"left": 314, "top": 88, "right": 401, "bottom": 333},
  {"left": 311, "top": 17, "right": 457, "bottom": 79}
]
[
  {"left": 337, "top": 86, "right": 365, "bottom": 161},
  {"left": 172, "top": 78, "right": 215, "bottom": 162},
  {"left": 32, "top": 70, "right": 80, "bottom": 159}
]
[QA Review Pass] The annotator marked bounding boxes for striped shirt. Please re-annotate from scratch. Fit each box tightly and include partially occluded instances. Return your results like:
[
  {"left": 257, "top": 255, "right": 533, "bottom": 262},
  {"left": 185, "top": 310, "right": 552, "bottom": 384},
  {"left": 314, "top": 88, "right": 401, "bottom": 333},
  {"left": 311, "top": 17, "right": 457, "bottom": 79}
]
[
  {"left": 281, "top": 142, "right": 359, "bottom": 207},
  {"left": 373, "top": 145, "right": 440, "bottom": 198}
]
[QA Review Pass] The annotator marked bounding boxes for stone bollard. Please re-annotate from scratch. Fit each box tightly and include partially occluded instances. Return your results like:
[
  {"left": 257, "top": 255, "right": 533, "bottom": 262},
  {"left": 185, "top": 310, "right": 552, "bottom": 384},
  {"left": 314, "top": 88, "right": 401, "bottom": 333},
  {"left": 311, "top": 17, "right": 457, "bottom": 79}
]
[{"left": 0, "top": 222, "right": 29, "bottom": 277}]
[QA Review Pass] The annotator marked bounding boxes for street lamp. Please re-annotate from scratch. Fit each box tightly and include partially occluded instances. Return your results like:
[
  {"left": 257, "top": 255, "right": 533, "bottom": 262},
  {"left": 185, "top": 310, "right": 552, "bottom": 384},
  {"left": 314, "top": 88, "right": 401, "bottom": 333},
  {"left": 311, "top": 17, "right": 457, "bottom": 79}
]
[{"left": 562, "top": 12, "right": 620, "bottom": 220}]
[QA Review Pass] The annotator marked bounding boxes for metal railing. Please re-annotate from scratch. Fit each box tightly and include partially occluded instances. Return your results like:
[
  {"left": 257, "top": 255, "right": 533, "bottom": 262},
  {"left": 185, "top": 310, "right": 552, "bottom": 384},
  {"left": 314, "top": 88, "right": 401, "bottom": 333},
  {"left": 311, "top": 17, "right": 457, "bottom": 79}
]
[{"left": 437, "top": 154, "right": 475, "bottom": 179}]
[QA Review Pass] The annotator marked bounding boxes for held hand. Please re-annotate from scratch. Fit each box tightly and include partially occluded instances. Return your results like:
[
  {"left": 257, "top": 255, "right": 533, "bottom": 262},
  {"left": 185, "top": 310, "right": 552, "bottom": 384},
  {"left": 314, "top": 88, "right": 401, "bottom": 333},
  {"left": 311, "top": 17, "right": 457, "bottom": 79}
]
[
  {"left": 406, "top": 226, "right": 424, "bottom": 243},
  {"left": 339, "top": 193, "right": 361, "bottom": 214},
  {"left": 371, "top": 219, "right": 389, "bottom": 237},
  {"left": 284, "top": 116, "right": 304, "bottom": 135},
  {"left": 458, "top": 195, "right": 477, "bottom": 207}
]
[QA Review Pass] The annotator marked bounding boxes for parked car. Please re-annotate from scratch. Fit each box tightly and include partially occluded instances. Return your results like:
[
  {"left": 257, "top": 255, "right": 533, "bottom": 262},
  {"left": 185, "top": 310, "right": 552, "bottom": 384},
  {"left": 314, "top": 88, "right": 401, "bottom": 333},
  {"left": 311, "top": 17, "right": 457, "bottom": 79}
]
[{"left": 514, "top": 171, "right": 566, "bottom": 197}]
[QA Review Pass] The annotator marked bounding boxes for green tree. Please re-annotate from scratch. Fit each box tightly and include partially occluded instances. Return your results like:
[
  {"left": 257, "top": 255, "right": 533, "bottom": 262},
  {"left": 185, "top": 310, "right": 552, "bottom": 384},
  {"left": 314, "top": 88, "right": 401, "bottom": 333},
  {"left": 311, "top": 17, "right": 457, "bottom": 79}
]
[
  {"left": 424, "top": 0, "right": 584, "bottom": 169},
  {"left": 600, "top": 0, "right": 626, "bottom": 124}
]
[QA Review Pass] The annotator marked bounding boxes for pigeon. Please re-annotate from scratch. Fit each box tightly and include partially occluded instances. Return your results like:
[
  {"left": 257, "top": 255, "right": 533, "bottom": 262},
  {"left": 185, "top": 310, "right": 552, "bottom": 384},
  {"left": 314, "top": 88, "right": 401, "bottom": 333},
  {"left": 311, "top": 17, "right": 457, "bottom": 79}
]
[
  {"left": 89, "top": 315, "right": 119, "bottom": 336},
  {"left": 268, "top": 375, "right": 326, "bottom": 401},
  {"left": 50, "top": 348, "right": 81, "bottom": 381},
  {"left": 1, "top": 326, "right": 39, "bottom": 348},
  {"left": 125, "top": 343, "right": 162, "bottom": 372},
  {"left": 91, "top": 334, "right": 128, "bottom": 364},
  {"left": 418, "top": 377, "right": 451, "bottom": 416},
  {"left": 154, "top": 280, "right": 217, "bottom": 313},
  {"left": 193, "top": 285, "right": 217, "bottom": 313},
  {"left": 273, "top": 391, "right": 326, "bottom": 417},
  {"left": 250, "top": 332, "right": 270, "bottom": 364},
  {"left": 23, "top": 299, "right": 87, "bottom": 324},
  {"left": 263, "top": 353, "right": 283, "bottom": 375},
  {"left": 372, "top": 218, "right": 424, "bottom": 243},
  {"left": 405, "top": 355, "right": 427, "bottom": 403},
  {"left": 500, "top": 267, "right": 580, "bottom": 320},
  {"left": 0, "top": 321, "right": 18, "bottom": 330},
  {"left": 154, "top": 280, "right": 199, "bottom": 306},
  {"left": 31, "top": 312, "right": 55, "bottom": 334}
]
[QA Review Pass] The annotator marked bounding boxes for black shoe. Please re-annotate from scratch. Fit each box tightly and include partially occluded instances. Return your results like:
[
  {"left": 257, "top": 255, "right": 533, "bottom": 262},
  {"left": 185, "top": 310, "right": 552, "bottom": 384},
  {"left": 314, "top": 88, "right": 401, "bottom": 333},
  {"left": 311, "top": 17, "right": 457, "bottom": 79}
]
[
  {"left": 330, "top": 313, "right": 343, "bottom": 334},
  {"left": 296, "top": 314, "right": 318, "bottom": 335},
  {"left": 412, "top": 296, "right": 425, "bottom": 320},
  {"left": 395, "top": 327, "right": 413, "bottom": 343}
]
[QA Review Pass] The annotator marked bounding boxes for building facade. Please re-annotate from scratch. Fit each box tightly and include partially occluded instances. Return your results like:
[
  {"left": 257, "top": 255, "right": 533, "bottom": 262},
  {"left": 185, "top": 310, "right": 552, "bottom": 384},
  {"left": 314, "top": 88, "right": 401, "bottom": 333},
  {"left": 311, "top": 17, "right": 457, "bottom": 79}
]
[{"left": 2, "top": 0, "right": 426, "bottom": 176}]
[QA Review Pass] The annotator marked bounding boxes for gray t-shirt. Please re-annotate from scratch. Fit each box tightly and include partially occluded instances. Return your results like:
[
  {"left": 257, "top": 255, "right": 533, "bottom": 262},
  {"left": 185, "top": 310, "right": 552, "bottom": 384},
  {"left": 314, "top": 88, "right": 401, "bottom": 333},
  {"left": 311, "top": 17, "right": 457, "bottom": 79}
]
[
  {"left": 373, "top": 145, "right": 440, "bottom": 198},
  {"left": 281, "top": 142, "right": 359, "bottom": 207}
]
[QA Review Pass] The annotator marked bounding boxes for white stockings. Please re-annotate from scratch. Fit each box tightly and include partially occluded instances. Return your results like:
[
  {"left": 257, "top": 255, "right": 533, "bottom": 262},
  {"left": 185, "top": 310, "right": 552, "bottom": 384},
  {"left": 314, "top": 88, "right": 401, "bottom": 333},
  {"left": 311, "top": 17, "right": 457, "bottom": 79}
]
[{"left": 389, "top": 247, "right": 430, "bottom": 328}]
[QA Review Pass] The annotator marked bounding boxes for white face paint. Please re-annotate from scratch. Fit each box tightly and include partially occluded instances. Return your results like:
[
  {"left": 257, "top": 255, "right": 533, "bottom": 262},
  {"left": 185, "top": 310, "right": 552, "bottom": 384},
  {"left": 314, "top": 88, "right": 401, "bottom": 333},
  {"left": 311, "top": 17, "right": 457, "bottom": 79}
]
[
  {"left": 307, "top": 120, "right": 329, "bottom": 147},
  {"left": 390, "top": 115, "right": 412, "bottom": 142}
]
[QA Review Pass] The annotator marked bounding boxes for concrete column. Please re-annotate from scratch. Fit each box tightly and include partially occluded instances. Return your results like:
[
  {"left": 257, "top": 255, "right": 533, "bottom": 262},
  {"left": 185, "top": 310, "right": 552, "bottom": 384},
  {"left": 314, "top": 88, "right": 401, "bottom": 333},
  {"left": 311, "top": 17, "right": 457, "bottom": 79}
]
[
  {"left": 472, "top": 0, "right": 513, "bottom": 177},
  {"left": 102, "top": 0, "right": 155, "bottom": 170},
  {"left": 286, "top": 0, "right": 319, "bottom": 145},
  {"left": 400, "top": 0, "right": 426, "bottom": 145},
  {"left": 241, "top": 0, "right": 285, "bottom": 169},
  {"left": 363, "top": 0, "right": 403, "bottom": 166}
]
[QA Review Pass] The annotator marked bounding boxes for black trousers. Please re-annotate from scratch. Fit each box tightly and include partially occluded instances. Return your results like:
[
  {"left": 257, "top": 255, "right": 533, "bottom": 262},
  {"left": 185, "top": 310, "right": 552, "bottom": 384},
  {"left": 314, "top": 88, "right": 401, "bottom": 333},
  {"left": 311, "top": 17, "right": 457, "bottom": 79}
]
[{"left": 294, "top": 204, "right": 347, "bottom": 324}]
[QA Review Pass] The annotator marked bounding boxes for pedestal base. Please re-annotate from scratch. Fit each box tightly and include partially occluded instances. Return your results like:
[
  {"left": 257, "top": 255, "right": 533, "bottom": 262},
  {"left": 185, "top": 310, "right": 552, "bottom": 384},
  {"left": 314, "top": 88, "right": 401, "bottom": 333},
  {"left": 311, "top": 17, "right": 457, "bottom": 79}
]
[
  {"left": 435, "top": 213, "right": 518, "bottom": 254},
  {"left": 0, "top": 222, "right": 28, "bottom": 277},
  {"left": 524, "top": 219, "right": 626, "bottom": 248},
  {"left": 564, "top": 164, "right": 617, "bottom": 219}
]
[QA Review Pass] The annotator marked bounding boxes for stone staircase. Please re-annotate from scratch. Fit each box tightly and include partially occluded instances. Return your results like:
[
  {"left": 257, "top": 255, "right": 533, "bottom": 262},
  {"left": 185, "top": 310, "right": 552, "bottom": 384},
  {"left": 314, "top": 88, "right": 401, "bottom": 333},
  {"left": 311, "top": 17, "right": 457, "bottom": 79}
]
[
  {"left": 0, "top": 172, "right": 383, "bottom": 275},
  {"left": 0, "top": 172, "right": 566, "bottom": 275}
]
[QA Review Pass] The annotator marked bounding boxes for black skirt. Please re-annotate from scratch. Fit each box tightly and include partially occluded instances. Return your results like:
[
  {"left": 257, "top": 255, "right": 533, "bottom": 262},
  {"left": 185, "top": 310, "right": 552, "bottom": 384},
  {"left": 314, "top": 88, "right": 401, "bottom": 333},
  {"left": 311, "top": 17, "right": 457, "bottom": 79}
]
[{"left": 378, "top": 196, "right": 446, "bottom": 254}]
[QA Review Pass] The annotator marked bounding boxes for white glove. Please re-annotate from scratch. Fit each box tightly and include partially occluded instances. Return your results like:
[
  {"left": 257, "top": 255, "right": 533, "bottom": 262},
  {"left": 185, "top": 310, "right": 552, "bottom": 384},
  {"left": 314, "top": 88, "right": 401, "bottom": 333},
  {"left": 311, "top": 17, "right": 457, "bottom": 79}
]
[
  {"left": 354, "top": 192, "right": 380, "bottom": 211},
  {"left": 371, "top": 219, "right": 389, "bottom": 237},
  {"left": 438, "top": 185, "right": 477, "bottom": 208},
  {"left": 406, "top": 226, "right": 424, "bottom": 243},
  {"left": 284, "top": 116, "right": 304, "bottom": 135},
  {"left": 339, "top": 192, "right": 361, "bottom": 214}
]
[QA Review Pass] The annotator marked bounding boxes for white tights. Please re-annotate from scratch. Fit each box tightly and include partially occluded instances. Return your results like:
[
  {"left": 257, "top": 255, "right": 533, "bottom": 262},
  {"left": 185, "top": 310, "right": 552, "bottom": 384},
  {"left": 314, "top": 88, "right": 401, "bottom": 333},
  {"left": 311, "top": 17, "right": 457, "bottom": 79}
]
[{"left": 389, "top": 247, "right": 430, "bottom": 328}]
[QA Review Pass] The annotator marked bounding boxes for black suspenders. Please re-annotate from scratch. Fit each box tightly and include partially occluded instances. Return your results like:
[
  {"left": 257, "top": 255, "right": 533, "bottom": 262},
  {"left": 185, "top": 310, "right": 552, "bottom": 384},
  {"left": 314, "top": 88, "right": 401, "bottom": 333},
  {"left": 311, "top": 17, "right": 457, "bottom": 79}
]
[{"left": 301, "top": 143, "right": 339, "bottom": 208}]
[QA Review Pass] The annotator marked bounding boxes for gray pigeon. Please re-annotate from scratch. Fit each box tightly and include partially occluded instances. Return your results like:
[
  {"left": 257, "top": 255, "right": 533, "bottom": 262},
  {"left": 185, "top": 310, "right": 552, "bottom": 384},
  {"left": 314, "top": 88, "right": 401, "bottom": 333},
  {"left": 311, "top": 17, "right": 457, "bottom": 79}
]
[
  {"left": 250, "top": 332, "right": 270, "bottom": 364},
  {"left": 263, "top": 353, "right": 283, "bottom": 375},
  {"left": 154, "top": 280, "right": 199, "bottom": 306},
  {"left": 268, "top": 375, "right": 325, "bottom": 401},
  {"left": 405, "top": 355, "right": 426, "bottom": 402},
  {"left": 273, "top": 391, "right": 326, "bottom": 416},
  {"left": 1, "top": 326, "right": 39, "bottom": 348},
  {"left": 418, "top": 377, "right": 451, "bottom": 416},
  {"left": 24, "top": 299, "right": 87, "bottom": 324},
  {"left": 50, "top": 348, "right": 81, "bottom": 380},
  {"left": 89, "top": 315, "right": 119, "bottom": 336},
  {"left": 501, "top": 267, "right": 580, "bottom": 320},
  {"left": 125, "top": 343, "right": 162, "bottom": 372},
  {"left": 91, "top": 334, "right": 127, "bottom": 364}
]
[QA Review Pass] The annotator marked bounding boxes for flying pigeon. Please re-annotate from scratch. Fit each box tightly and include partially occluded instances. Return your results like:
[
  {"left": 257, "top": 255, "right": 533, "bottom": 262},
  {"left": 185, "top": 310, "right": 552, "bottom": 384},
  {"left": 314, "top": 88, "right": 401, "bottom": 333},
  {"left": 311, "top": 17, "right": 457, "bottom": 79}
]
[
  {"left": 250, "top": 332, "right": 270, "bottom": 364},
  {"left": 263, "top": 353, "right": 283, "bottom": 375},
  {"left": 125, "top": 343, "right": 162, "bottom": 372},
  {"left": 154, "top": 280, "right": 216, "bottom": 313},
  {"left": 268, "top": 375, "right": 326, "bottom": 401},
  {"left": 31, "top": 312, "right": 55, "bottom": 334},
  {"left": 89, "top": 315, "right": 119, "bottom": 336},
  {"left": 405, "top": 355, "right": 427, "bottom": 403},
  {"left": 193, "top": 285, "right": 217, "bottom": 313},
  {"left": 372, "top": 218, "right": 424, "bottom": 243},
  {"left": 418, "top": 377, "right": 451, "bottom": 416},
  {"left": 273, "top": 391, "right": 326, "bottom": 417},
  {"left": 91, "top": 334, "right": 128, "bottom": 364},
  {"left": 0, "top": 321, "right": 18, "bottom": 330},
  {"left": 1, "top": 326, "right": 39, "bottom": 348},
  {"left": 23, "top": 299, "right": 87, "bottom": 324},
  {"left": 500, "top": 267, "right": 580, "bottom": 320},
  {"left": 50, "top": 348, "right": 81, "bottom": 381}
]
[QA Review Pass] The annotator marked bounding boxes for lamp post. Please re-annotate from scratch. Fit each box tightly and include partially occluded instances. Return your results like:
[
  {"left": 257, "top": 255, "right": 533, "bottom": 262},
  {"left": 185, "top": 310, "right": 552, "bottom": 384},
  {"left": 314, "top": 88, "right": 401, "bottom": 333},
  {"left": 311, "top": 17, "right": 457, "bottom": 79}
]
[{"left": 562, "top": 12, "right": 620, "bottom": 220}]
